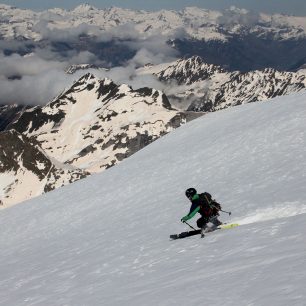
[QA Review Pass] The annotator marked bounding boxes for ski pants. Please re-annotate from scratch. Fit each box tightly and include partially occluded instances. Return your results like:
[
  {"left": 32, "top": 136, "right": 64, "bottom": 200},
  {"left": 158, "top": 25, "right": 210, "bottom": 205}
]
[{"left": 197, "top": 215, "right": 222, "bottom": 229}]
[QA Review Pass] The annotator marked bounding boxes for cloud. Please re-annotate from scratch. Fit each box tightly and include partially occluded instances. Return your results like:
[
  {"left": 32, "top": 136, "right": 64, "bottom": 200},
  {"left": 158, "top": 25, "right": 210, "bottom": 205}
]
[
  {"left": 68, "top": 51, "right": 100, "bottom": 65},
  {"left": 96, "top": 23, "right": 141, "bottom": 42},
  {"left": 0, "top": 69, "right": 69, "bottom": 105},
  {"left": 218, "top": 6, "right": 260, "bottom": 28},
  {"left": 33, "top": 19, "right": 142, "bottom": 44},
  {"left": 124, "top": 33, "right": 178, "bottom": 58},
  {"left": 0, "top": 19, "right": 183, "bottom": 106},
  {"left": 0, "top": 48, "right": 179, "bottom": 106},
  {"left": 0, "top": 53, "right": 65, "bottom": 78},
  {"left": 32, "top": 20, "right": 101, "bottom": 42},
  {"left": 0, "top": 50, "right": 104, "bottom": 105},
  {"left": 129, "top": 47, "right": 177, "bottom": 67}
]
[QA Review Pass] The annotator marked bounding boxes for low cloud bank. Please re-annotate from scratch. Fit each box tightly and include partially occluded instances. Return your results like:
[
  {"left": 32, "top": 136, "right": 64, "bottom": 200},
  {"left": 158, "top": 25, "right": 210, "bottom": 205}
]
[
  {"left": 0, "top": 21, "right": 183, "bottom": 105},
  {"left": 217, "top": 6, "right": 260, "bottom": 28}
]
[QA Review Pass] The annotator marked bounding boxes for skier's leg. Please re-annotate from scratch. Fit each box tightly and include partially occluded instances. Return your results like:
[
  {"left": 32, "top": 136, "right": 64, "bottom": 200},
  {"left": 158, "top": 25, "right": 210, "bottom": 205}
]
[
  {"left": 197, "top": 217, "right": 208, "bottom": 238},
  {"left": 209, "top": 215, "right": 223, "bottom": 230},
  {"left": 197, "top": 217, "right": 207, "bottom": 229}
]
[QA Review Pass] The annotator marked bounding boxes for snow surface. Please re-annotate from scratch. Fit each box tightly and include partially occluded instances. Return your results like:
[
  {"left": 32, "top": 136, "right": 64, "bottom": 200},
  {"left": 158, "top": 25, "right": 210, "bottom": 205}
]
[{"left": 0, "top": 92, "right": 306, "bottom": 305}]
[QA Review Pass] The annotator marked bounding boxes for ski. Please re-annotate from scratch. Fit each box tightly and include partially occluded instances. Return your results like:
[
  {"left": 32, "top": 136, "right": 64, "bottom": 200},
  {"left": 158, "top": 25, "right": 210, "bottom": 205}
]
[
  {"left": 170, "top": 223, "right": 239, "bottom": 240},
  {"left": 170, "top": 230, "right": 201, "bottom": 240},
  {"left": 219, "top": 223, "right": 239, "bottom": 230}
]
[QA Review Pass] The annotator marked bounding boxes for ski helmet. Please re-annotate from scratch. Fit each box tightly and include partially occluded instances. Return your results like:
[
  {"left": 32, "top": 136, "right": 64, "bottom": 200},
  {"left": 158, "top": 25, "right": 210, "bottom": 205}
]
[{"left": 185, "top": 188, "right": 197, "bottom": 199}]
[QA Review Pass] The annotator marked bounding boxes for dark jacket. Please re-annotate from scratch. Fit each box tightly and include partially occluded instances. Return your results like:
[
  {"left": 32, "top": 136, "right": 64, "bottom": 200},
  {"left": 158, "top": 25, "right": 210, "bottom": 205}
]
[{"left": 182, "top": 192, "right": 218, "bottom": 222}]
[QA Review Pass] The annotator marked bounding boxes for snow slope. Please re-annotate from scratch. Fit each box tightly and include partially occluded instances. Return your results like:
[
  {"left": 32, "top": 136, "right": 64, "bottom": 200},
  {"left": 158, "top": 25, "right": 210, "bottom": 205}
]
[{"left": 0, "top": 92, "right": 306, "bottom": 305}]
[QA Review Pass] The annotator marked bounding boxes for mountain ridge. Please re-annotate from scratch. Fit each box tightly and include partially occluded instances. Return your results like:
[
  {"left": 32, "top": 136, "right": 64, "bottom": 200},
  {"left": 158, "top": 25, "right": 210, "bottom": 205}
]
[
  {"left": 1, "top": 4, "right": 305, "bottom": 42},
  {"left": 0, "top": 73, "right": 199, "bottom": 207},
  {"left": 141, "top": 56, "right": 306, "bottom": 111},
  {"left": 1, "top": 4, "right": 306, "bottom": 71}
]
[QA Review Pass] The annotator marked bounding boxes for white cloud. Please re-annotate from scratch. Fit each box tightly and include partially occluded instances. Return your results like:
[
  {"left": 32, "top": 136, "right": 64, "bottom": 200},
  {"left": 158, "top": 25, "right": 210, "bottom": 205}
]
[
  {"left": 0, "top": 20, "right": 182, "bottom": 106},
  {"left": 218, "top": 7, "right": 260, "bottom": 28},
  {"left": 0, "top": 53, "right": 65, "bottom": 77}
]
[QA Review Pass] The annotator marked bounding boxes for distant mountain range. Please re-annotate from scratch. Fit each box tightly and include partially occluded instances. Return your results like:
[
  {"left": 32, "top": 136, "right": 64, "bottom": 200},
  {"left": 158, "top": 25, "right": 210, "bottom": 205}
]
[{"left": 0, "top": 4, "right": 306, "bottom": 71}]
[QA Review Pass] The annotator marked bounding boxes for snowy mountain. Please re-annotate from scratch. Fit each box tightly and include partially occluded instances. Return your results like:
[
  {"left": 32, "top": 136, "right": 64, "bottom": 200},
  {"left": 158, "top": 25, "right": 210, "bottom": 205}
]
[
  {"left": 0, "top": 129, "right": 88, "bottom": 207},
  {"left": 0, "top": 73, "right": 198, "bottom": 207},
  {"left": 0, "top": 91, "right": 305, "bottom": 305},
  {"left": 1, "top": 4, "right": 305, "bottom": 41},
  {"left": 1, "top": 4, "right": 306, "bottom": 70},
  {"left": 9, "top": 73, "right": 194, "bottom": 173},
  {"left": 65, "top": 64, "right": 104, "bottom": 74},
  {"left": 140, "top": 56, "right": 306, "bottom": 111}
]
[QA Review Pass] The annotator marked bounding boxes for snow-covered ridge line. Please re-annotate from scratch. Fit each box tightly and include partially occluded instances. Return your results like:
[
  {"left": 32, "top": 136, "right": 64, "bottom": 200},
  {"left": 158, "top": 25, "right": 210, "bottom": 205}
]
[
  {"left": 140, "top": 55, "right": 306, "bottom": 111},
  {"left": 0, "top": 4, "right": 305, "bottom": 41}
]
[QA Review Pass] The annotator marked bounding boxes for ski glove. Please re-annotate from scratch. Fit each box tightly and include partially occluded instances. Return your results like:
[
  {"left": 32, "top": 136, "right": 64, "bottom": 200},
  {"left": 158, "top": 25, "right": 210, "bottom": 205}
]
[{"left": 181, "top": 216, "right": 189, "bottom": 222}]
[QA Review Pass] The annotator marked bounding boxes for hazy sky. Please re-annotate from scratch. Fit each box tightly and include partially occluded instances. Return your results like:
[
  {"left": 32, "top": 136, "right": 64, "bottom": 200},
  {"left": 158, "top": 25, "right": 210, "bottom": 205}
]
[{"left": 1, "top": 0, "right": 306, "bottom": 16}]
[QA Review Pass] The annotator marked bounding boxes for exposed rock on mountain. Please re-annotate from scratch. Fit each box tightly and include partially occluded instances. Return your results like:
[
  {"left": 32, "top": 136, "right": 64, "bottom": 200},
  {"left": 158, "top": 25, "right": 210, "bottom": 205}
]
[
  {"left": 1, "top": 71, "right": 202, "bottom": 207},
  {"left": 65, "top": 64, "right": 107, "bottom": 74},
  {"left": 9, "top": 73, "right": 197, "bottom": 174},
  {"left": 0, "top": 104, "right": 27, "bottom": 131},
  {"left": 158, "top": 56, "right": 225, "bottom": 85},
  {"left": 150, "top": 56, "right": 306, "bottom": 111},
  {"left": 0, "top": 129, "right": 89, "bottom": 207}
]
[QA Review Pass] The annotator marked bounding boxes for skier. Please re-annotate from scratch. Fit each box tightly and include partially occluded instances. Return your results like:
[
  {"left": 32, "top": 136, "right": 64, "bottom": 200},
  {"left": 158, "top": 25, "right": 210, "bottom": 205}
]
[{"left": 181, "top": 187, "right": 222, "bottom": 237}]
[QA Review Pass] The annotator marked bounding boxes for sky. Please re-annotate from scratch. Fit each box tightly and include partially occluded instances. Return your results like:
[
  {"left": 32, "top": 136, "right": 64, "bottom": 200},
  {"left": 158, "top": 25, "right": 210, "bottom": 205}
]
[{"left": 1, "top": 0, "right": 306, "bottom": 16}]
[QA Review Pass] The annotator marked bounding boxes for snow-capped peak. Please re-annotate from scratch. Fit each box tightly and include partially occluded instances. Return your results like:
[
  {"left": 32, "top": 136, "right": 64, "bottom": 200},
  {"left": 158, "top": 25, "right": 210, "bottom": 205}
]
[
  {"left": 71, "top": 3, "right": 98, "bottom": 13},
  {"left": 0, "top": 5, "right": 305, "bottom": 42},
  {"left": 157, "top": 56, "right": 224, "bottom": 85},
  {"left": 0, "top": 4, "right": 14, "bottom": 10},
  {"left": 4, "top": 74, "right": 193, "bottom": 207}
]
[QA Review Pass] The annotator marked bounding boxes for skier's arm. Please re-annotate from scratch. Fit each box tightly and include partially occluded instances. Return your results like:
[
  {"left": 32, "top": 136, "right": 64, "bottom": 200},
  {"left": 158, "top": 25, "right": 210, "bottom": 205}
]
[{"left": 181, "top": 206, "right": 200, "bottom": 222}]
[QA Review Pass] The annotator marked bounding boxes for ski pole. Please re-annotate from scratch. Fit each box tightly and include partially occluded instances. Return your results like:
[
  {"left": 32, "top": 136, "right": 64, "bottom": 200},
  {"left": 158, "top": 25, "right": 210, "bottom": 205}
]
[
  {"left": 183, "top": 221, "right": 196, "bottom": 230},
  {"left": 220, "top": 209, "right": 231, "bottom": 216}
]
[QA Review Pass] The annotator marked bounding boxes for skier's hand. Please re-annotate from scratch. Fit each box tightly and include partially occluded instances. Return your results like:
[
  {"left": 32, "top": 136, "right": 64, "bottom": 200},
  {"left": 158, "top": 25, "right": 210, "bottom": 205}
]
[{"left": 181, "top": 216, "right": 188, "bottom": 222}]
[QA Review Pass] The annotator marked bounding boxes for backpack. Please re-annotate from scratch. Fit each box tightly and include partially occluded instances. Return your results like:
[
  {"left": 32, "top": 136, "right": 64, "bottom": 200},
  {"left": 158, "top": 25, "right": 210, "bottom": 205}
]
[{"left": 198, "top": 192, "right": 222, "bottom": 217}]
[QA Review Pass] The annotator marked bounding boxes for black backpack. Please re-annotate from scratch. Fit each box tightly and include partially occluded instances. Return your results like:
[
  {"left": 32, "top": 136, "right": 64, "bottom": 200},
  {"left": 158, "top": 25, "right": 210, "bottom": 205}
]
[{"left": 198, "top": 192, "right": 222, "bottom": 216}]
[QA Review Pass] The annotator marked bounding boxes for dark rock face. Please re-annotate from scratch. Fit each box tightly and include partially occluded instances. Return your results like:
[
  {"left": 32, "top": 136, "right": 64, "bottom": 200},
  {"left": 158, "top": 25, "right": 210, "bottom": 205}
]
[
  {"left": 10, "top": 107, "right": 66, "bottom": 134},
  {"left": 0, "top": 105, "right": 29, "bottom": 131},
  {"left": 0, "top": 130, "right": 89, "bottom": 206},
  {"left": 0, "top": 130, "right": 51, "bottom": 179}
]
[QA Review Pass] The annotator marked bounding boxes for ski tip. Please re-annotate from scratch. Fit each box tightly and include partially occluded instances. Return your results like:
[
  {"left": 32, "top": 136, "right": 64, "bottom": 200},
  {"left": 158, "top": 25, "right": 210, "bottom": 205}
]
[{"left": 219, "top": 223, "right": 239, "bottom": 229}]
